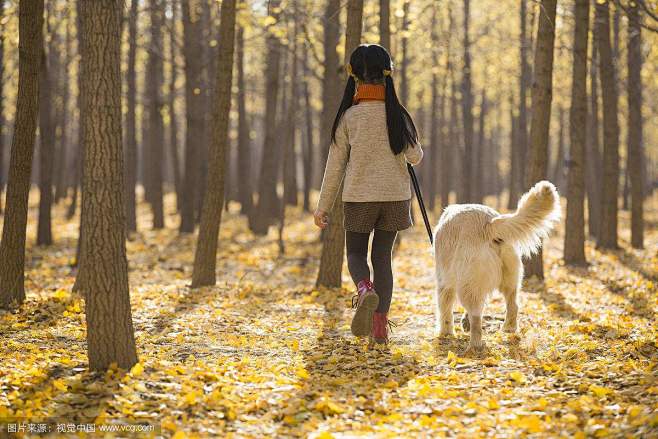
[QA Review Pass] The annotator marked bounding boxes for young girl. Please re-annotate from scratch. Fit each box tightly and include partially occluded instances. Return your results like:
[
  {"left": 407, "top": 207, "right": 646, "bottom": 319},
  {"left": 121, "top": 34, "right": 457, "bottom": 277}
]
[{"left": 314, "top": 44, "right": 423, "bottom": 344}]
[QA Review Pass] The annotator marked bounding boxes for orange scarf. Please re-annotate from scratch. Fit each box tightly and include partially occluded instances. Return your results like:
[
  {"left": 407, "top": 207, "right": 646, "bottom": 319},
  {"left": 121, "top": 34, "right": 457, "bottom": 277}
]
[{"left": 353, "top": 84, "right": 385, "bottom": 104}]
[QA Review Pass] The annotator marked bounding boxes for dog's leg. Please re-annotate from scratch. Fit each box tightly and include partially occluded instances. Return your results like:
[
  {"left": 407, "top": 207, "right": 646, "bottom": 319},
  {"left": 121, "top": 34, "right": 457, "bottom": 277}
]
[
  {"left": 458, "top": 286, "right": 486, "bottom": 351},
  {"left": 500, "top": 246, "right": 522, "bottom": 333},
  {"left": 437, "top": 287, "right": 455, "bottom": 337}
]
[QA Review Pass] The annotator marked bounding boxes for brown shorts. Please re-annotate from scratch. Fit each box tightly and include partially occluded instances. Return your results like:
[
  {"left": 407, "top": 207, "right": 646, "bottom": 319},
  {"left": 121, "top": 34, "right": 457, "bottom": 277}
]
[{"left": 343, "top": 200, "right": 413, "bottom": 233}]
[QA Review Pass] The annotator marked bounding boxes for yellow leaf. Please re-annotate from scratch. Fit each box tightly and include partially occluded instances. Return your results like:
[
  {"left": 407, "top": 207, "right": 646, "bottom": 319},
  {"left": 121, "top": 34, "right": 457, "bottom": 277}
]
[
  {"left": 589, "top": 384, "right": 613, "bottom": 398},
  {"left": 509, "top": 371, "right": 526, "bottom": 384},
  {"left": 316, "top": 432, "right": 335, "bottom": 439},
  {"left": 52, "top": 379, "right": 68, "bottom": 392},
  {"left": 487, "top": 398, "right": 499, "bottom": 409},
  {"left": 511, "top": 414, "right": 542, "bottom": 433},
  {"left": 172, "top": 431, "right": 187, "bottom": 439},
  {"left": 130, "top": 363, "right": 144, "bottom": 377},
  {"left": 296, "top": 367, "right": 310, "bottom": 379}
]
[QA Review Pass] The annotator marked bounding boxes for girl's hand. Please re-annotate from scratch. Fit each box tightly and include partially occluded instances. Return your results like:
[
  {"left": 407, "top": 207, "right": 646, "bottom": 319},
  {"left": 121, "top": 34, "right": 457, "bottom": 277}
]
[{"left": 314, "top": 209, "right": 329, "bottom": 229}]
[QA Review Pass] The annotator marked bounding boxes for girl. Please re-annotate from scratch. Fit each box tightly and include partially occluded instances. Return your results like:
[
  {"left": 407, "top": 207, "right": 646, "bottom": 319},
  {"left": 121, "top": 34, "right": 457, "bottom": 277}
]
[{"left": 314, "top": 44, "right": 423, "bottom": 344}]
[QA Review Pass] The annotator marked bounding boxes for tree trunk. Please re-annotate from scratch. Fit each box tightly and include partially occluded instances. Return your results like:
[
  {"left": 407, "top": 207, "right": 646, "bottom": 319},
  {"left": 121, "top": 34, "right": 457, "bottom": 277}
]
[
  {"left": 79, "top": 0, "right": 138, "bottom": 370},
  {"left": 0, "top": 0, "right": 43, "bottom": 308},
  {"left": 148, "top": 0, "right": 165, "bottom": 229},
  {"left": 524, "top": 0, "right": 557, "bottom": 279},
  {"left": 0, "top": 0, "right": 5, "bottom": 214},
  {"left": 459, "top": 0, "right": 474, "bottom": 203},
  {"left": 236, "top": 24, "right": 252, "bottom": 215},
  {"left": 440, "top": 9, "right": 455, "bottom": 209},
  {"left": 564, "top": 0, "right": 589, "bottom": 266},
  {"left": 595, "top": 0, "right": 619, "bottom": 250},
  {"left": 283, "top": 18, "right": 299, "bottom": 207},
  {"left": 473, "top": 89, "right": 486, "bottom": 204},
  {"left": 190, "top": 0, "right": 237, "bottom": 288},
  {"left": 316, "top": 0, "right": 363, "bottom": 288},
  {"left": 301, "top": 50, "right": 314, "bottom": 212},
  {"left": 398, "top": 0, "right": 410, "bottom": 105},
  {"left": 169, "top": 0, "right": 182, "bottom": 212},
  {"left": 627, "top": 2, "right": 643, "bottom": 249},
  {"left": 508, "top": 100, "right": 518, "bottom": 209},
  {"left": 54, "top": 17, "right": 72, "bottom": 203},
  {"left": 179, "top": 0, "right": 204, "bottom": 233},
  {"left": 379, "top": 0, "right": 391, "bottom": 50},
  {"left": 515, "top": 0, "right": 530, "bottom": 207},
  {"left": 586, "top": 36, "right": 602, "bottom": 239},
  {"left": 427, "top": 7, "right": 439, "bottom": 211},
  {"left": 125, "top": 0, "right": 138, "bottom": 232},
  {"left": 37, "top": 46, "right": 54, "bottom": 246},
  {"left": 320, "top": 0, "right": 341, "bottom": 166},
  {"left": 552, "top": 106, "right": 566, "bottom": 190},
  {"left": 249, "top": 1, "right": 282, "bottom": 235}
]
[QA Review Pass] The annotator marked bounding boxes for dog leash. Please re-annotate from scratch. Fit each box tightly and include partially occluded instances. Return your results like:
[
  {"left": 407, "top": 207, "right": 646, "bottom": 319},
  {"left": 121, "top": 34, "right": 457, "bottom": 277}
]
[{"left": 407, "top": 164, "right": 433, "bottom": 245}]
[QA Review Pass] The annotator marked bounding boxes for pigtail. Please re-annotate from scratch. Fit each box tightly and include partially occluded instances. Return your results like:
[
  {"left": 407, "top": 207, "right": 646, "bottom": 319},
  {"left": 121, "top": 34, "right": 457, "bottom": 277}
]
[
  {"left": 330, "top": 75, "right": 356, "bottom": 144},
  {"left": 384, "top": 74, "right": 419, "bottom": 155}
]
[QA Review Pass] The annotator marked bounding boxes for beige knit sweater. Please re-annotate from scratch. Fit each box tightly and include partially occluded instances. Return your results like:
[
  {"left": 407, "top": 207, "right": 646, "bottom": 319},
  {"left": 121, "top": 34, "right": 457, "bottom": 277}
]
[{"left": 317, "top": 101, "right": 424, "bottom": 212}]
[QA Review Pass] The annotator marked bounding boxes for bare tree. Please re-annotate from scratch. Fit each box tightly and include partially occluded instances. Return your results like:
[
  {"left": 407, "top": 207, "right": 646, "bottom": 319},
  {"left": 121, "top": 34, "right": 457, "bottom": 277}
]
[
  {"left": 586, "top": 36, "right": 602, "bottom": 239},
  {"left": 236, "top": 23, "right": 252, "bottom": 215},
  {"left": 250, "top": 1, "right": 283, "bottom": 235},
  {"left": 564, "top": 0, "right": 589, "bottom": 266},
  {"left": 169, "top": 0, "right": 182, "bottom": 211},
  {"left": 0, "top": 0, "right": 5, "bottom": 214},
  {"left": 125, "top": 0, "right": 138, "bottom": 232},
  {"left": 379, "top": 0, "right": 391, "bottom": 50},
  {"left": 190, "top": 0, "right": 237, "bottom": 288},
  {"left": 627, "top": 2, "right": 644, "bottom": 249},
  {"left": 316, "top": 0, "right": 363, "bottom": 288},
  {"left": 459, "top": 0, "right": 474, "bottom": 203},
  {"left": 595, "top": 0, "right": 620, "bottom": 250},
  {"left": 79, "top": 0, "right": 138, "bottom": 370},
  {"left": 179, "top": 0, "right": 204, "bottom": 233},
  {"left": 148, "top": 0, "right": 165, "bottom": 229},
  {"left": 524, "top": 0, "right": 557, "bottom": 279},
  {"left": 0, "top": 0, "right": 44, "bottom": 308},
  {"left": 37, "top": 43, "right": 54, "bottom": 246}
]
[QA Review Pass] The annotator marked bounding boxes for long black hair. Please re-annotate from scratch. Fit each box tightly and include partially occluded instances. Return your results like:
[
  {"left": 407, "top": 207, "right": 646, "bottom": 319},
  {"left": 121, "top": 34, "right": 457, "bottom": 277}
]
[{"left": 330, "top": 44, "right": 419, "bottom": 155}]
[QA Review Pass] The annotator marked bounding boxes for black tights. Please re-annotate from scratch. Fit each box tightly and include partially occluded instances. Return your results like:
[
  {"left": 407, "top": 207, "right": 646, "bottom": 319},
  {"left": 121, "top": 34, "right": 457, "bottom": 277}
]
[{"left": 345, "top": 230, "right": 397, "bottom": 313}]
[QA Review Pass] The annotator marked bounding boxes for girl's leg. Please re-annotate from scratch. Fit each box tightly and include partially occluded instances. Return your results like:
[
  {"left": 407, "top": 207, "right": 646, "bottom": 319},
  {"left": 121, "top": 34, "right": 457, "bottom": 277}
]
[
  {"left": 345, "top": 231, "right": 370, "bottom": 284},
  {"left": 371, "top": 229, "right": 397, "bottom": 313}
]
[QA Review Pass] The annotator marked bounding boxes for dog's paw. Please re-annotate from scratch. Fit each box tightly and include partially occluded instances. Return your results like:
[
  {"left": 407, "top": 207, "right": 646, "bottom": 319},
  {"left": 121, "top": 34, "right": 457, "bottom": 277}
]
[
  {"left": 502, "top": 320, "right": 518, "bottom": 333},
  {"left": 438, "top": 327, "right": 454, "bottom": 338},
  {"left": 461, "top": 313, "right": 470, "bottom": 332},
  {"left": 464, "top": 342, "right": 487, "bottom": 356}
]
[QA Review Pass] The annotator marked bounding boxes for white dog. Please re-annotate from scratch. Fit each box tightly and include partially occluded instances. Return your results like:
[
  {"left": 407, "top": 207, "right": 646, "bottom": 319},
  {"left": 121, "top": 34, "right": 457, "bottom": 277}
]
[{"left": 433, "top": 181, "right": 561, "bottom": 351}]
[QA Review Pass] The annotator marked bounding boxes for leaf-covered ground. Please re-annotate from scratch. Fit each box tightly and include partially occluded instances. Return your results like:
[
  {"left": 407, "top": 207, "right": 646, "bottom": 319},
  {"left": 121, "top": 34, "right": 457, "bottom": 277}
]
[{"left": 1, "top": 195, "right": 657, "bottom": 438}]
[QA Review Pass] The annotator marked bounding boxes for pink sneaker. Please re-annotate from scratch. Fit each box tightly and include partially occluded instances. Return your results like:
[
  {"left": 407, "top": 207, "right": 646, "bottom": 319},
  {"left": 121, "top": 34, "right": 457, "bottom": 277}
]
[
  {"left": 351, "top": 280, "right": 379, "bottom": 337},
  {"left": 372, "top": 312, "right": 392, "bottom": 344}
]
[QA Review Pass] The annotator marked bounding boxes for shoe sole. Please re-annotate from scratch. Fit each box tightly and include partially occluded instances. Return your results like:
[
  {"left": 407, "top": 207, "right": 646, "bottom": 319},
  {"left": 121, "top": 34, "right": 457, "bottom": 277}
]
[{"left": 351, "top": 293, "right": 379, "bottom": 337}]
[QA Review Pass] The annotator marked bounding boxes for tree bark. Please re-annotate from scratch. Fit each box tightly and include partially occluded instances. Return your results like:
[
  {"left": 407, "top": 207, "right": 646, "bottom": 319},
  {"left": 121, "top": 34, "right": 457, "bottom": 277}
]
[
  {"left": 236, "top": 24, "right": 252, "bottom": 215},
  {"left": 595, "top": 0, "right": 619, "bottom": 250},
  {"left": 54, "top": 16, "right": 72, "bottom": 203},
  {"left": 524, "top": 0, "right": 557, "bottom": 279},
  {"left": 190, "top": 0, "right": 236, "bottom": 288},
  {"left": 169, "top": 0, "right": 182, "bottom": 212},
  {"left": 514, "top": 0, "right": 531, "bottom": 207},
  {"left": 428, "top": 7, "right": 439, "bottom": 211},
  {"left": 459, "top": 0, "right": 474, "bottom": 203},
  {"left": 398, "top": 0, "right": 410, "bottom": 105},
  {"left": 440, "top": 9, "right": 455, "bottom": 209},
  {"left": 79, "top": 0, "right": 137, "bottom": 371},
  {"left": 148, "top": 0, "right": 165, "bottom": 229},
  {"left": 179, "top": 0, "right": 204, "bottom": 233},
  {"left": 551, "top": 106, "right": 566, "bottom": 190},
  {"left": 125, "top": 0, "right": 138, "bottom": 232},
  {"left": 316, "top": 0, "right": 363, "bottom": 288},
  {"left": 627, "top": 2, "right": 644, "bottom": 249},
  {"left": 0, "top": 0, "right": 5, "bottom": 214},
  {"left": 283, "top": 18, "right": 299, "bottom": 207},
  {"left": 564, "top": 0, "right": 589, "bottom": 266},
  {"left": 301, "top": 48, "right": 314, "bottom": 212},
  {"left": 379, "top": 0, "right": 391, "bottom": 50},
  {"left": 586, "top": 36, "right": 602, "bottom": 239},
  {"left": 37, "top": 46, "right": 54, "bottom": 246},
  {"left": 473, "top": 89, "right": 486, "bottom": 204},
  {"left": 0, "top": 0, "right": 43, "bottom": 308},
  {"left": 249, "top": 1, "right": 283, "bottom": 235}
]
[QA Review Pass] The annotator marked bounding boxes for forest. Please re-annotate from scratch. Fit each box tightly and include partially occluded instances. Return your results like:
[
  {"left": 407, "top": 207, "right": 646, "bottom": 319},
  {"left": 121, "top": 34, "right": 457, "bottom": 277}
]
[{"left": 0, "top": 0, "right": 657, "bottom": 436}]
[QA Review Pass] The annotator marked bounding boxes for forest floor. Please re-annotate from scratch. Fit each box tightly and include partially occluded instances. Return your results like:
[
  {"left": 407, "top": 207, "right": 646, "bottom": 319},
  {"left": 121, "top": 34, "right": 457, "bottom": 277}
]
[{"left": 1, "top": 193, "right": 657, "bottom": 438}]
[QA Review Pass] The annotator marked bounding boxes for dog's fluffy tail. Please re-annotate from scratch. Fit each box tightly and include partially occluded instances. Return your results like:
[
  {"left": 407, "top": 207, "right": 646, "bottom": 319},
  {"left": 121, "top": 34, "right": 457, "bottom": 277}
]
[{"left": 487, "top": 181, "right": 561, "bottom": 257}]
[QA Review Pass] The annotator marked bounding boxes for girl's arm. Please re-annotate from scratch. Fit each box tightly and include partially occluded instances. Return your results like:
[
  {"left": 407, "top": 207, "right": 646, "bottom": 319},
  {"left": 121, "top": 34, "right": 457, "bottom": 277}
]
[
  {"left": 404, "top": 142, "right": 424, "bottom": 165},
  {"left": 317, "top": 119, "right": 350, "bottom": 212}
]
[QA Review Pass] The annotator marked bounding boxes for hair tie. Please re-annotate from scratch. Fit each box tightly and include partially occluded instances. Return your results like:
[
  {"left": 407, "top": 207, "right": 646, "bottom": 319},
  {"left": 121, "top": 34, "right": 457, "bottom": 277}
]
[
  {"left": 346, "top": 63, "right": 355, "bottom": 78},
  {"left": 383, "top": 69, "right": 392, "bottom": 77}
]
